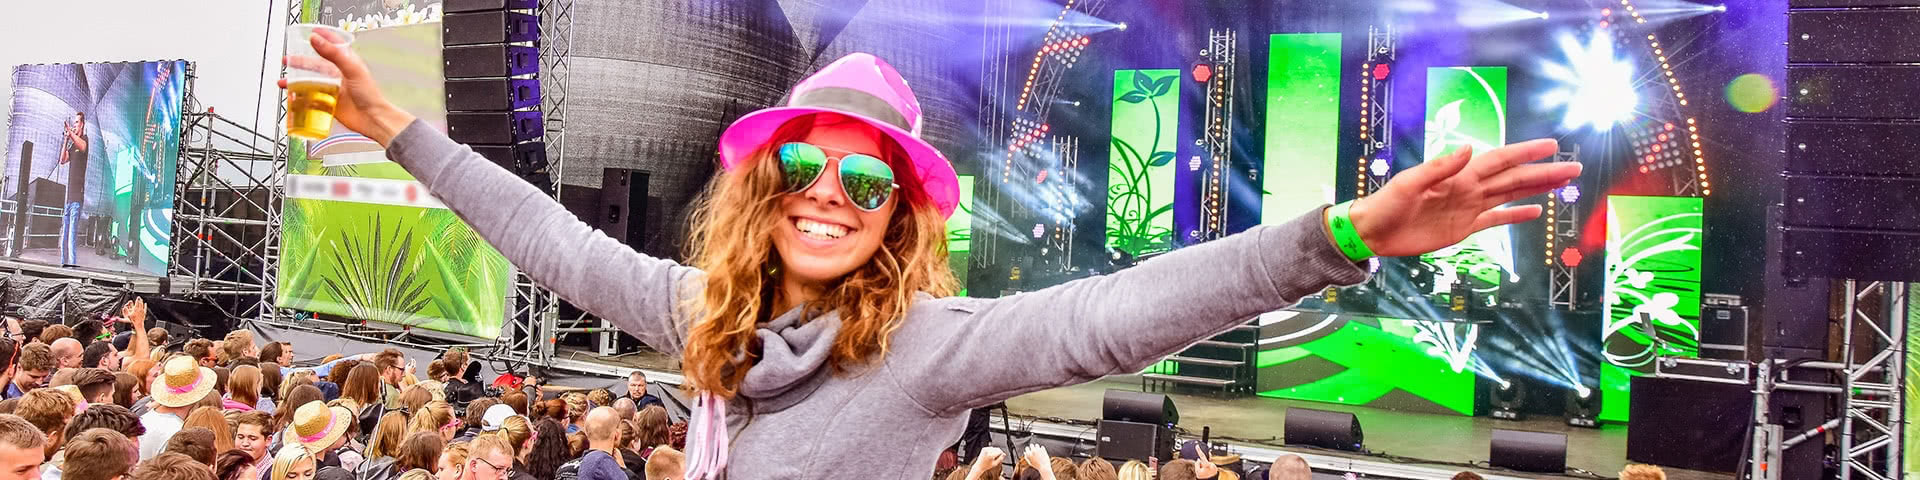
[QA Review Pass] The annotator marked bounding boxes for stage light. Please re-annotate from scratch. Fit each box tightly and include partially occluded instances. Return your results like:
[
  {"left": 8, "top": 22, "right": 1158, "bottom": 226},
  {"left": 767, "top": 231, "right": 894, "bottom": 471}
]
[
  {"left": 1116, "top": 22, "right": 1127, "bottom": 31},
  {"left": 1714, "top": 4, "right": 1727, "bottom": 11},
  {"left": 1539, "top": 30, "right": 1638, "bottom": 132},
  {"left": 1557, "top": 185, "right": 1581, "bottom": 203},
  {"left": 1369, "top": 158, "right": 1391, "bottom": 177},
  {"left": 1561, "top": 248, "right": 1583, "bottom": 267},
  {"left": 1536, "top": 11, "right": 1550, "bottom": 19},
  {"left": 1566, "top": 386, "right": 1600, "bottom": 428},
  {"left": 1490, "top": 379, "right": 1527, "bottom": 420}
]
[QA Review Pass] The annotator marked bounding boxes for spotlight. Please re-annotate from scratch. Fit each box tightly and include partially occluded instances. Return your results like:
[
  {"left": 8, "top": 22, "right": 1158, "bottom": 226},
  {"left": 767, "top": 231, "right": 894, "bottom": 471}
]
[
  {"left": 1539, "top": 30, "right": 1639, "bottom": 132},
  {"left": 1117, "top": 22, "right": 1128, "bottom": 31},
  {"left": 1490, "top": 379, "right": 1527, "bottom": 420},
  {"left": 1566, "top": 385, "right": 1600, "bottom": 428},
  {"left": 1714, "top": 4, "right": 1727, "bottom": 11},
  {"left": 1536, "top": 11, "right": 1550, "bottom": 19}
]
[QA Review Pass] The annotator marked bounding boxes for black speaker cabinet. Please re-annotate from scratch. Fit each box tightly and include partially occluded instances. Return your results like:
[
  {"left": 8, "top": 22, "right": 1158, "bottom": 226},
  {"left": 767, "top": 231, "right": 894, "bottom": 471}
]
[
  {"left": 443, "top": 44, "right": 539, "bottom": 78},
  {"left": 445, "top": 77, "right": 542, "bottom": 112},
  {"left": 449, "top": 111, "right": 542, "bottom": 145},
  {"left": 1096, "top": 419, "right": 1173, "bottom": 463},
  {"left": 470, "top": 142, "right": 546, "bottom": 175},
  {"left": 10, "top": 141, "right": 30, "bottom": 256},
  {"left": 1102, "top": 389, "right": 1177, "bottom": 425},
  {"left": 600, "top": 168, "right": 650, "bottom": 250},
  {"left": 442, "top": 11, "right": 538, "bottom": 46},
  {"left": 1283, "top": 408, "right": 1363, "bottom": 451},
  {"left": 1490, "top": 429, "right": 1567, "bottom": 474},
  {"left": 444, "top": 0, "right": 536, "bottom": 13},
  {"left": 1626, "top": 375, "right": 1751, "bottom": 473}
]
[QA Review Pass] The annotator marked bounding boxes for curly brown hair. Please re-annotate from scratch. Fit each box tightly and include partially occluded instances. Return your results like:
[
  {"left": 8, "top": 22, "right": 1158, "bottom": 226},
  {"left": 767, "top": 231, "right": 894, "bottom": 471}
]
[{"left": 680, "top": 113, "right": 956, "bottom": 399}]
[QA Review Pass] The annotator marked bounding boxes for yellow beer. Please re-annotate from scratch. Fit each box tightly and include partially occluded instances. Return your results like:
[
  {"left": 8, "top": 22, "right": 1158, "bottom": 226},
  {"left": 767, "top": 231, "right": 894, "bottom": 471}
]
[{"left": 287, "top": 80, "right": 341, "bottom": 140}]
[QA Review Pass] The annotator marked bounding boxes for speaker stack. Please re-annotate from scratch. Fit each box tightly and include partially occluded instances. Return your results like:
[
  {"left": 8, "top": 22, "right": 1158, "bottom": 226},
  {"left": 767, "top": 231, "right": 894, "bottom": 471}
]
[
  {"left": 1096, "top": 389, "right": 1178, "bottom": 463},
  {"left": 444, "top": 0, "right": 549, "bottom": 193}
]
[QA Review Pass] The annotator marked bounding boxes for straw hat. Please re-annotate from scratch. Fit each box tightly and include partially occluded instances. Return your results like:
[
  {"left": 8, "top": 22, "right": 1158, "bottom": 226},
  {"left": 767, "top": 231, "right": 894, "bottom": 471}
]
[
  {"left": 288, "top": 401, "right": 349, "bottom": 454},
  {"left": 151, "top": 356, "right": 216, "bottom": 408}
]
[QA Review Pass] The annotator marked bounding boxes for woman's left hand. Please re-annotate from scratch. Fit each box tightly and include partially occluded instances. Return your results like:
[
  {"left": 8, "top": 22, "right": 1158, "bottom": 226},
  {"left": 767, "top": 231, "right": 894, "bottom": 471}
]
[{"left": 1349, "top": 139, "right": 1580, "bottom": 257}]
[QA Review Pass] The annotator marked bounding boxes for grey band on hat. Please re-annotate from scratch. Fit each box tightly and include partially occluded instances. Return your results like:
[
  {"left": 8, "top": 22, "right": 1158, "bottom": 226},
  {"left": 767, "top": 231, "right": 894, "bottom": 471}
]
[{"left": 790, "top": 87, "right": 912, "bottom": 132}]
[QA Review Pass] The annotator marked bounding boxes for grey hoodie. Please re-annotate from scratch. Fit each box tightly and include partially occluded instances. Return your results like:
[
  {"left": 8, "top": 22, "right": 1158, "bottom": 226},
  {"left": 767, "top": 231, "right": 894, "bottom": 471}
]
[{"left": 384, "top": 121, "right": 1369, "bottom": 478}]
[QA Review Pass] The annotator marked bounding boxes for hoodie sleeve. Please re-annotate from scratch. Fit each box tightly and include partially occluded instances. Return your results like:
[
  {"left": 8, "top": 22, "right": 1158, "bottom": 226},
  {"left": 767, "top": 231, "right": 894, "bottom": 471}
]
[
  {"left": 886, "top": 207, "right": 1370, "bottom": 415},
  {"left": 383, "top": 120, "right": 700, "bottom": 355}
]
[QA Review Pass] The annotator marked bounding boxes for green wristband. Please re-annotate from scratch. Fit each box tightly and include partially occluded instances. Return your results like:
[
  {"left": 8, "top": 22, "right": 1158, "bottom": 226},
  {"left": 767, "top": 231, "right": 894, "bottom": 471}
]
[{"left": 1327, "top": 201, "right": 1375, "bottom": 263}]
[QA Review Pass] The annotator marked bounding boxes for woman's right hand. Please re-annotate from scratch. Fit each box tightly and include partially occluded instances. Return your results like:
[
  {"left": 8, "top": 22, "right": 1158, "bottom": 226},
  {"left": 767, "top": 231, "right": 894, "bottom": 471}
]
[{"left": 279, "top": 28, "right": 416, "bottom": 146}]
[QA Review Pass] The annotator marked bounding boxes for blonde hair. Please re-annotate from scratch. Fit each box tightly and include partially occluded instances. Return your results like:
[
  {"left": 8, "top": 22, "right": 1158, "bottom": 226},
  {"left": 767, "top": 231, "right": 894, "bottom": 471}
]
[
  {"left": 645, "top": 446, "right": 684, "bottom": 480},
  {"left": 1117, "top": 460, "right": 1152, "bottom": 480},
  {"left": 1621, "top": 464, "right": 1667, "bottom": 480},
  {"left": 406, "top": 401, "right": 453, "bottom": 439},
  {"left": 494, "top": 414, "right": 533, "bottom": 457},
  {"left": 365, "top": 411, "right": 408, "bottom": 459},
  {"left": 268, "top": 445, "right": 315, "bottom": 480},
  {"left": 680, "top": 113, "right": 956, "bottom": 398}
]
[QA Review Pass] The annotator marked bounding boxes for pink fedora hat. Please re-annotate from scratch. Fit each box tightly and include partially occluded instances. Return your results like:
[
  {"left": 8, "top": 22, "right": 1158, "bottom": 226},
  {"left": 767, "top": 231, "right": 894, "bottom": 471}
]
[{"left": 718, "top": 53, "right": 960, "bottom": 219}]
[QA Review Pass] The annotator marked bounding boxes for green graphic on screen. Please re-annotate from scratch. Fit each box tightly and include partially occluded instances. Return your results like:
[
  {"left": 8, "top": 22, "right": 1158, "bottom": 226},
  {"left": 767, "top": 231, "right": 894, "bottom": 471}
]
[
  {"left": 947, "top": 175, "right": 974, "bottom": 296},
  {"left": 276, "top": 0, "right": 510, "bottom": 339},
  {"left": 1108, "top": 69, "right": 1179, "bottom": 257},
  {"left": 1254, "top": 312, "right": 1477, "bottom": 415},
  {"left": 1263, "top": 33, "right": 1341, "bottom": 223},
  {"left": 1600, "top": 195, "right": 1704, "bottom": 422},
  {"left": 1422, "top": 66, "right": 1515, "bottom": 302},
  {"left": 1906, "top": 283, "right": 1919, "bottom": 476}
]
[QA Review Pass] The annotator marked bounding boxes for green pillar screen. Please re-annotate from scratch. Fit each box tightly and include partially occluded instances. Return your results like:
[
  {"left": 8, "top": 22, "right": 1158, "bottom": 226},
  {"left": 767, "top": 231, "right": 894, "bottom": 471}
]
[
  {"left": 1422, "top": 66, "right": 1515, "bottom": 301},
  {"left": 946, "top": 175, "right": 974, "bottom": 296},
  {"left": 1263, "top": 33, "right": 1342, "bottom": 224},
  {"left": 1108, "top": 69, "right": 1180, "bottom": 256},
  {"left": 1600, "top": 195, "right": 1705, "bottom": 422}
]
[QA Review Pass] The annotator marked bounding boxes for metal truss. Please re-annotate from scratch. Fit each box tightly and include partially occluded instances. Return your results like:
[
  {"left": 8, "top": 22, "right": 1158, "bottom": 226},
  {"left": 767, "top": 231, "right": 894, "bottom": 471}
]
[
  {"left": 497, "top": 0, "right": 577, "bottom": 367},
  {"left": 1045, "top": 135, "right": 1078, "bottom": 264},
  {"left": 170, "top": 108, "right": 283, "bottom": 322},
  {"left": 1837, "top": 280, "right": 1905, "bottom": 480},
  {"left": 1545, "top": 146, "right": 1580, "bottom": 309},
  {"left": 1358, "top": 25, "right": 1395, "bottom": 198},
  {"left": 1199, "top": 28, "right": 1235, "bottom": 242}
]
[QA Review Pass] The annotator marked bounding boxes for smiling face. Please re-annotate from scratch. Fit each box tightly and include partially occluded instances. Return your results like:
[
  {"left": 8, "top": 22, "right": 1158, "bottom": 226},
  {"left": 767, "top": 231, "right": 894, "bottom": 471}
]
[{"left": 771, "top": 124, "right": 898, "bottom": 290}]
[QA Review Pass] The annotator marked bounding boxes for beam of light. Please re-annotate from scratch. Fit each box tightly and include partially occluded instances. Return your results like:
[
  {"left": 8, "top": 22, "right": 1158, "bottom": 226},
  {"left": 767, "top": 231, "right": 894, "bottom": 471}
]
[
  {"left": 1538, "top": 29, "right": 1639, "bottom": 132},
  {"left": 1617, "top": 0, "right": 1728, "bottom": 25},
  {"left": 1452, "top": 0, "right": 1554, "bottom": 28}
]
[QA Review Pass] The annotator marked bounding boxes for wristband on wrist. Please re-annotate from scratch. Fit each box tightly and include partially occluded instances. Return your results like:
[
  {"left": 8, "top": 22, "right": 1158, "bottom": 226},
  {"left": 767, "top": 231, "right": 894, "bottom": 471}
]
[{"left": 1327, "top": 201, "right": 1375, "bottom": 262}]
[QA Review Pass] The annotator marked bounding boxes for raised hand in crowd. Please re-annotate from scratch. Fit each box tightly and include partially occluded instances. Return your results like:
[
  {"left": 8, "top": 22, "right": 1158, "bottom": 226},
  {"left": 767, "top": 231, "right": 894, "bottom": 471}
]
[{"left": 964, "top": 447, "right": 1004, "bottom": 480}]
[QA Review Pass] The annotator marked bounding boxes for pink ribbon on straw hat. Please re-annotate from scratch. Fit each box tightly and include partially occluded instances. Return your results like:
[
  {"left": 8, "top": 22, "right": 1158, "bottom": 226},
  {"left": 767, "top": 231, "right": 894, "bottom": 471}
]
[
  {"left": 167, "top": 382, "right": 197, "bottom": 395},
  {"left": 299, "top": 414, "right": 338, "bottom": 444}
]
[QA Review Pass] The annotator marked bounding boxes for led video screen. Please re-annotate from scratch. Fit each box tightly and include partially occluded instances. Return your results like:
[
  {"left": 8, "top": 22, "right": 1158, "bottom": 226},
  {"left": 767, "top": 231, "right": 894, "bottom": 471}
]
[{"left": 3, "top": 61, "right": 186, "bottom": 277}]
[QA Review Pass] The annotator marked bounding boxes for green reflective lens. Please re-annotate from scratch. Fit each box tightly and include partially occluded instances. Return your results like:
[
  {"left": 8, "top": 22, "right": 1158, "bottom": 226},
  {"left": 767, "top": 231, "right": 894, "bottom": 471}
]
[
  {"left": 838, "top": 153, "right": 896, "bottom": 211},
  {"left": 778, "top": 143, "right": 827, "bottom": 193}
]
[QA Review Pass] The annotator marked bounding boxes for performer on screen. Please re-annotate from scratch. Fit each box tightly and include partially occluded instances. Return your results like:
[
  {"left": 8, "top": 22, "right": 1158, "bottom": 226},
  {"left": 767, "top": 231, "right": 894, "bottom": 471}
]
[
  {"left": 57, "top": 112, "right": 87, "bottom": 267},
  {"left": 286, "top": 31, "right": 1578, "bottom": 479}
]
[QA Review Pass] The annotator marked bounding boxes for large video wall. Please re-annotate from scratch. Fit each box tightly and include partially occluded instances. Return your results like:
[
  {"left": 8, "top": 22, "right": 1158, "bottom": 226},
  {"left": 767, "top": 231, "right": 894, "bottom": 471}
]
[
  {"left": 3, "top": 61, "right": 186, "bottom": 277},
  {"left": 274, "top": 0, "right": 511, "bottom": 339}
]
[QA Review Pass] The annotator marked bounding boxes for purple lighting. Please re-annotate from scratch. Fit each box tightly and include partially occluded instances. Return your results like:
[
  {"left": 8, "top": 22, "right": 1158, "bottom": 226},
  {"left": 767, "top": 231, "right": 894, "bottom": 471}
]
[{"left": 1557, "top": 185, "right": 1582, "bottom": 203}]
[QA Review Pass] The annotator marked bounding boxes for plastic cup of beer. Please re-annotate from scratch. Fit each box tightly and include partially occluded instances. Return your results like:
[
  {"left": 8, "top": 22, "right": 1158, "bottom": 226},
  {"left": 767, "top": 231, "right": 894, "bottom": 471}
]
[{"left": 286, "top": 24, "right": 354, "bottom": 141}]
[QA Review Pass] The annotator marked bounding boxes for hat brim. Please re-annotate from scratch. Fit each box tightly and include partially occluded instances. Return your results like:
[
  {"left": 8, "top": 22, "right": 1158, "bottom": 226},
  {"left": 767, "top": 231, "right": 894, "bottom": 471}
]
[
  {"left": 151, "top": 366, "right": 216, "bottom": 408},
  {"left": 718, "top": 107, "right": 960, "bottom": 219},
  {"left": 292, "top": 406, "right": 351, "bottom": 454}
]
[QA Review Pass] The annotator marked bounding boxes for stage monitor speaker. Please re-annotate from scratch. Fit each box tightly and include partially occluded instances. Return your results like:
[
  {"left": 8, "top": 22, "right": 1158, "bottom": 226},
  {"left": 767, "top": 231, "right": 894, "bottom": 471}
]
[
  {"left": 1095, "top": 419, "right": 1173, "bottom": 463},
  {"left": 1699, "top": 294, "right": 1748, "bottom": 360},
  {"left": 1626, "top": 375, "right": 1751, "bottom": 473},
  {"left": 446, "top": 77, "right": 541, "bottom": 112},
  {"left": 1489, "top": 429, "right": 1567, "bottom": 474},
  {"left": 443, "top": 44, "right": 538, "bottom": 78},
  {"left": 442, "top": 11, "right": 538, "bottom": 46},
  {"left": 1283, "top": 408, "right": 1362, "bottom": 452},
  {"left": 470, "top": 142, "right": 546, "bottom": 175},
  {"left": 10, "top": 141, "right": 30, "bottom": 256},
  {"left": 1102, "top": 389, "right": 1177, "bottom": 425},
  {"left": 600, "top": 168, "right": 649, "bottom": 250},
  {"left": 445, "top": 0, "right": 536, "bottom": 13},
  {"left": 449, "top": 111, "right": 542, "bottom": 145}
]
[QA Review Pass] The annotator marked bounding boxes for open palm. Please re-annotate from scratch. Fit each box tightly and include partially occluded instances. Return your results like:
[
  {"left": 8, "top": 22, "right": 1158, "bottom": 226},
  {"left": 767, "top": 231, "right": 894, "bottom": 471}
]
[{"left": 1350, "top": 139, "right": 1580, "bottom": 257}]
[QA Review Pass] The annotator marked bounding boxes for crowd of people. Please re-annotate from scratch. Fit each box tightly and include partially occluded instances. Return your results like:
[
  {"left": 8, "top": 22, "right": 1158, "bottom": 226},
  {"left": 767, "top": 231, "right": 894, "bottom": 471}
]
[{"left": 0, "top": 300, "right": 691, "bottom": 480}]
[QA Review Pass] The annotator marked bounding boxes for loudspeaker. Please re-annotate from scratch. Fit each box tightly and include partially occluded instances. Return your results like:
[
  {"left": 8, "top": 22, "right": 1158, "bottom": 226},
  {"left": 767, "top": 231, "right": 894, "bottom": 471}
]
[
  {"left": 1283, "top": 408, "right": 1362, "bottom": 452},
  {"left": 1489, "top": 429, "right": 1567, "bottom": 473},
  {"left": 443, "top": 44, "right": 538, "bottom": 78},
  {"left": 1699, "top": 295, "right": 1749, "bottom": 360},
  {"left": 442, "top": 11, "right": 539, "bottom": 46},
  {"left": 445, "top": 77, "right": 541, "bottom": 111},
  {"left": 1626, "top": 375, "right": 1752, "bottom": 473},
  {"left": 599, "top": 168, "right": 649, "bottom": 250},
  {"left": 10, "top": 141, "right": 30, "bottom": 256},
  {"left": 444, "top": 0, "right": 536, "bottom": 13},
  {"left": 1095, "top": 419, "right": 1174, "bottom": 463},
  {"left": 1788, "top": 10, "right": 1920, "bottom": 64},
  {"left": 449, "top": 111, "right": 542, "bottom": 144},
  {"left": 1102, "top": 389, "right": 1177, "bottom": 425},
  {"left": 470, "top": 142, "right": 546, "bottom": 175}
]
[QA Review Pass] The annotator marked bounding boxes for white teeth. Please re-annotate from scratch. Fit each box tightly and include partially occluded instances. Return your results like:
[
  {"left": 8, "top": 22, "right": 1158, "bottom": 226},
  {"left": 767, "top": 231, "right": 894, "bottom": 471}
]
[{"left": 795, "top": 218, "right": 848, "bottom": 240}]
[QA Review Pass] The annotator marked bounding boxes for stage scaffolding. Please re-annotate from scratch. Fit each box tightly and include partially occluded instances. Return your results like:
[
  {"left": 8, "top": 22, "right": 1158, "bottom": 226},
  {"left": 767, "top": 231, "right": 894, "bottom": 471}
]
[
  {"left": 1749, "top": 280, "right": 1908, "bottom": 480},
  {"left": 169, "top": 109, "right": 281, "bottom": 322},
  {"left": 249, "top": 0, "right": 577, "bottom": 370}
]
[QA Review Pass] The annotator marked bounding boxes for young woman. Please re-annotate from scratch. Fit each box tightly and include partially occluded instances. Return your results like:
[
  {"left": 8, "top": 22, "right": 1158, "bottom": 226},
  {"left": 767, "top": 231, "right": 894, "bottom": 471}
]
[
  {"left": 267, "top": 445, "right": 318, "bottom": 480},
  {"left": 290, "top": 28, "right": 1576, "bottom": 478}
]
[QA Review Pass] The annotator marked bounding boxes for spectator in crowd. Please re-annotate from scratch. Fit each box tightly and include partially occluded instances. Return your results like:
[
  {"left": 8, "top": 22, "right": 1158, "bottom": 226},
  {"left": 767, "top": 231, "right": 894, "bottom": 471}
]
[
  {"left": 110, "top": 373, "right": 139, "bottom": 409},
  {"left": 2, "top": 319, "right": 22, "bottom": 344},
  {"left": 185, "top": 406, "right": 235, "bottom": 453},
  {"left": 70, "top": 321, "right": 101, "bottom": 349},
  {"left": 397, "top": 385, "right": 432, "bottom": 415},
  {"left": 1079, "top": 457, "right": 1117, "bottom": 480},
  {"left": 498, "top": 393, "right": 528, "bottom": 418},
  {"left": 16, "top": 323, "right": 45, "bottom": 347},
  {"left": 323, "top": 402, "right": 366, "bottom": 472},
  {"left": 39, "top": 327, "right": 73, "bottom": 350},
  {"left": 407, "top": 401, "right": 456, "bottom": 442},
  {"left": 0, "top": 414, "right": 44, "bottom": 480},
  {"left": 141, "top": 356, "right": 214, "bottom": 460},
  {"left": 524, "top": 419, "right": 568, "bottom": 480},
  {"left": 1050, "top": 457, "right": 1080, "bottom": 480},
  {"left": 213, "top": 450, "right": 258, "bottom": 480},
  {"left": 163, "top": 427, "right": 216, "bottom": 465},
  {"left": 144, "top": 329, "right": 167, "bottom": 352},
  {"left": 393, "top": 432, "right": 441, "bottom": 473},
  {"left": 613, "top": 421, "right": 644, "bottom": 476},
  {"left": 8, "top": 344, "right": 55, "bottom": 399},
  {"left": 1621, "top": 464, "right": 1666, "bottom": 480},
  {"left": 608, "top": 399, "right": 634, "bottom": 426},
  {"left": 370, "top": 350, "right": 408, "bottom": 410},
  {"left": 81, "top": 342, "right": 118, "bottom": 371},
  {"left": 433, "top": 442, "right": 469, "bottom": 480},
  {"left": 135, "top": 452, "right": 215, "bottom": 480},
  {"left": 455, "top": 399, "right": 500, "bottom": 443},
  {"left": 265, "top": 446, "right": 316, "bottom": 480},
  {"left": 558, "top": 394, "right": 587, "bottom": 434},
  {"left": 1115, "top": 461, "right": 1150, "bottom": 480},
  {"left": 259, "top": 343, "right": 290, "bottom": 368},
  {"left": 953, "top": 446, "right": 1003, "bottom": 480},
  {"left": 184, "top": 340, "right": 216, "bottom": 369},
  {"left": 396, "top": 469, "right": 431, "bottom": 480},
  {"left": 1158, "top": 459, "right": 1199, "bottom": 480},
  {"left": 623, "top": 372, "right": 660, "bottom": 411},
  {"left": 1451, "top": 472, "right": 1485, "bottom": 480},
  {"left": 584, "top": 390, "right": 613, "bottom": 411},
  {"left": 465, "top": 436, "right": 513, "bottom": 480},
  {"left": 642, "top": 447, "right": 681, "bottom": 480},
  {"left": 67, "top": 368, "right": 114, "bottom": 405},
  {"left": 1270, "top": 455, "right": 1311, "bottom": 480},
  {"left": 574, "top": 408, "right": 623, "bottom": 480},
  {"left": 60, "top": 428, "right": 135, "bottom": 480},
  {"left": 257, "top": 363, "right": 283, "bottom": 414},
  {"left": 53, "top": 404, "right": 144, "bottom": 478},
  {"left": 342, "top": 365, "right": 383, "bottom": 419},
  {"left": 221, "top": 332, "right": 257, "bottom": 367},
  {"left": 17, "top": 389, "right": 74, "bottom": 460},
  {"left": 228, "top": 366, "right": 262, "bottom": 412},
  {"left": 285, "top": 402, "right": 352, "bottom": 480},
  {"left": 229, "top": 411, "right": 272, "bottom": 475}
]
